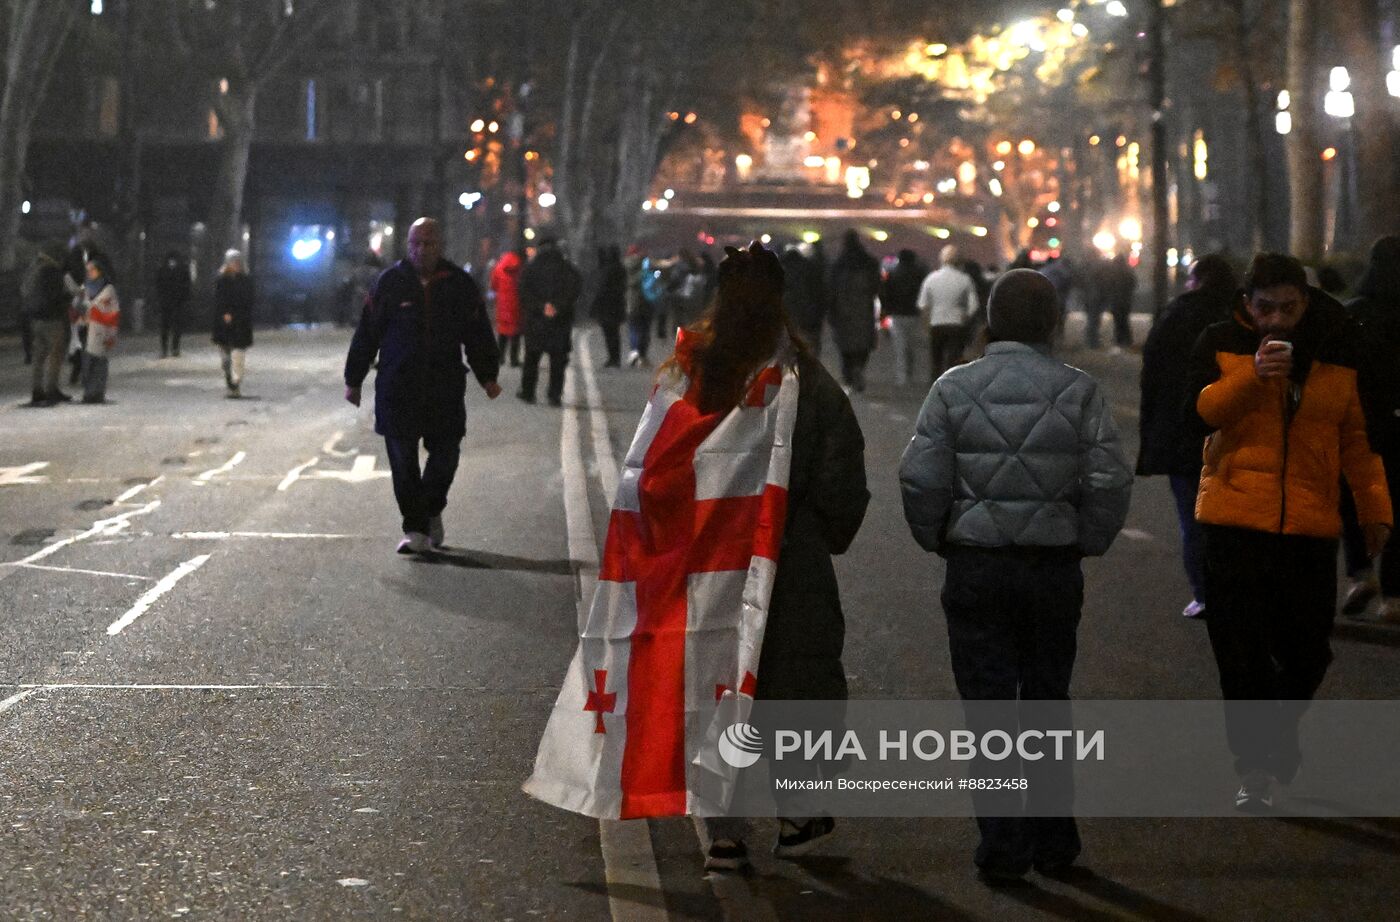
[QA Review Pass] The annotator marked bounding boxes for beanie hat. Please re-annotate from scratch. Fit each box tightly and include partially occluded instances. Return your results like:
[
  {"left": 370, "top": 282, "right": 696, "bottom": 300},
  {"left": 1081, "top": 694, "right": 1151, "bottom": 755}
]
[{"left": 987, "top": 269, "right": 1058, "bottom": 344}]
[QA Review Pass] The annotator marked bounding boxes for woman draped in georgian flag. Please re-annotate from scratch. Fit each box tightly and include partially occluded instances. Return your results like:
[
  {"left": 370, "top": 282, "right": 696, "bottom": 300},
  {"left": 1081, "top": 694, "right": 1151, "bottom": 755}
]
[{"left": 525, "top": 240, "right": 869, "bottom": 872}]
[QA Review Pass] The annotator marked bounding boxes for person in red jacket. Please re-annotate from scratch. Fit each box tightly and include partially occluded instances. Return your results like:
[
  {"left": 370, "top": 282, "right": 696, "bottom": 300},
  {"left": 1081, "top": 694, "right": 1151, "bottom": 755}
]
[{"left": 490, "top": 248, "right": 524, "bottom": 367}]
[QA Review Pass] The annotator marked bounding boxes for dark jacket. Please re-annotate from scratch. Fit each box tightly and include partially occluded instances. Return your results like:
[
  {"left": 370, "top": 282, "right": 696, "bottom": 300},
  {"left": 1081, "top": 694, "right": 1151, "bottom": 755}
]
[
  {"left": 780, "top": 249, "right": 826, "bottom": 334},
  {"left": 519, "top": 246, "right": 583, "bottom": 354},
  {"left": 344, "top": 258, "right": 500, "bottom": 440},
  {"left": 212, "top": 273, "right": 255, "bottom": 349},
  {"left": 155, "top": 259, "right": 192, "bottom": 309},
  {"left": 1347, "top": 294, "right": 1400, "bottom": 458},
  {"left": 588, "top": 260, "right": 628, "bottom": 327},
  {"left": 21, "top": 261, "right": 69, "bottom": 322},
  {"left": 828, "top": 250, "right": 880, "bottom": 354},
  {"left": 1137, "top": 287, "right": 1234, "bottom": 475},
  {"left": 880, "top": 253, "right": 928, "bottom": 318},
  {"left": 757, "top": 352, "right": 870, "bottom": 701}
]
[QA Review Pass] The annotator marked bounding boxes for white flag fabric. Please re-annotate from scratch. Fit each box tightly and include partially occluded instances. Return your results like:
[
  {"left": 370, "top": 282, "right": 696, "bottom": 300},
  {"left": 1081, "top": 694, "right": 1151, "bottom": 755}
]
[{"left": 524, "top": 342, "right": 798, "bottom": 819}]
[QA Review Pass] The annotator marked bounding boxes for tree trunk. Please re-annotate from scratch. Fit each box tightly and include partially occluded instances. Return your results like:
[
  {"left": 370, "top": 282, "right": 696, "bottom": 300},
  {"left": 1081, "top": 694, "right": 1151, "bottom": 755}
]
[
  {"left": 1331, "top": 0, "right": 1397, "bottom": 249},
  {"left": 1285, "top": 0, "right": 1324, "bottom": 259},
  {"left": 1227, "top": 0, "right": 1270, "bottom": 251},
  {"left": 201, "top": 86, "right": 259, "bottom": 300},
  {"left": 1148, "top": 0, "right": 1170, "bottom": 316}
]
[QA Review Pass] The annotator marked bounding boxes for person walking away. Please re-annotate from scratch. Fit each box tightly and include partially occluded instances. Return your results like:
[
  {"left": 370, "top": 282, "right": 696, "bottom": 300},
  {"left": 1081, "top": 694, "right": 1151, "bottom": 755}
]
[
  {"left": 881, "top": 248, "right": 928, "bottom": 386},
  {"left": 668, "top": 249, "right": 708, "bottom": 334},
  {"left": 917, "top": 244, "right": 980, "bottom": 382},
  {"left": 587, "top": 246, "right": 627, "bottom": 367},
  {"left": 1137, "top": 254, "right": 1238, "bottom": 618},
  {"left": 828, "top": 229, "right": 880, "bottom": 393},
  {"left": 900, "top": 269, "right": 1132, "bottom": 883},
  {"left": 1186, "top": 252, "right": 1392, "bottom": 811},
  {"left": 77, "top": 258, "right": 120, "bottom": 404},
  {"left": 1040, "top": 255, "right": 1076, "bottom": 343},
  {"left": 1339, "top": 236, "right": 1400, "bottom": 621},
  {"left": 212, "top": 250, "right": 254, "bottom": 399},
  {"left": 1104, "top": 254, "right": 1138, "bottom": 350},
  {"left": 21, "top": 242, "right": 73, "bottom": 406},
  {"left": 154, "top": 250, "right": 192, "bottom": 358},
  {"left": 622, "top": 246, "right": 653, "bottom": 367},
  {"left": 780, "top": 243, "right": 826, "bottom": 355},
  {"left": 517, "top": 236, "right": 582, "bottom": 407},
  {"left": 490, "top": 247, "right": 524, "bottom": 367},
  {"left": 344, "top": 217, "right": 502, "bottom": 554}
]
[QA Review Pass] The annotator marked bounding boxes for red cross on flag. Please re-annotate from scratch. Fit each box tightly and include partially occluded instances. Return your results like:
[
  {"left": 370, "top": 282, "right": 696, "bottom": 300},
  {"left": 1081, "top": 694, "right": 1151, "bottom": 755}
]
[{"left": 524, "top": 338, "right": 798, "bottom": 819}]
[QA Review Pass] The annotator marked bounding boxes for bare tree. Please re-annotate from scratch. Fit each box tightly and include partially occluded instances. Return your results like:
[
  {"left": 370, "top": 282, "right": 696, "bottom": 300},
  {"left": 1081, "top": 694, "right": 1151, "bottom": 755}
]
[
  {"left": 1330, "top": 0, "right": 1398, "bottom": 249},
  {"left": 0, "top": 0, "right": 84, "bottom": 275},
  {"left": 1285, "top": 0, "right": 1324, "bottom": 258}
]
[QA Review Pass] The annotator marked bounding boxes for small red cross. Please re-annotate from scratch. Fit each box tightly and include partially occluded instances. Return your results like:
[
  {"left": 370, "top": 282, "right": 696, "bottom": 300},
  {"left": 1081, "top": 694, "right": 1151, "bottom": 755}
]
[{"left": 584, "top": 669, "right": 616, "bottom": 734}]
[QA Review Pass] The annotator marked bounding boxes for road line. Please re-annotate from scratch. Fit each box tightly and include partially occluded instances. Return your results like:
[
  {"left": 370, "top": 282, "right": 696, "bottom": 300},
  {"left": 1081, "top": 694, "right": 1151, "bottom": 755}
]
[
  {"left": 114, "top": 475, "right": 165, "bottom": 503},
  {"left": 10, "top": 563, "right": 154, "bottom": 581},
  {"left": 195, "top": 451, "right": 247, "bottom": 482},
  {"left": 322, "top": 430, "right": 355, "bottom": 456},
  {"left": 562, "top": 335, "right": 668, "bottom": 922},
  {"left": 277, "top": 457, "right": 320, "bottom": 491},
  {"left": 4, "top": 500, "right": 161, "bottom": 573},
  {"left": 106, "top": 554, "right": 211, "bottom": 636},
  {"left": 0, "top": 688, "right": 40, "bottom": 715},
  {"left": 172, "top": 530, "right": 356, "bottom": 540},
  {"left": 578, "top": 332, "right": 620, "bottom": 506}
]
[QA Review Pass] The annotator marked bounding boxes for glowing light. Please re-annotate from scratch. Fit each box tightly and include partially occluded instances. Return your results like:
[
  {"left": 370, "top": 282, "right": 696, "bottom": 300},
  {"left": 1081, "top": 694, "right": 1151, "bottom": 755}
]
[
  {"left": 1193, "top": 133, "right": 1208, "bottom": 180},
  {"left": 524, "top": 228, "right": 536, "bottom": 241},
  {"left": 1027, "top": 217, "right": 1040, "bottom": 229},
  {"left": 642, "top": 200, "right": 653, "bottom": 211},
  {"left": 1047, "top": 201, "right": 1061, "bottom": 213},
  {"left": 464, "top": 150, "right": 478, "bottom": 161},
  {"left": 458, "top": 192, "right": 482, "bottom": 210},
  {"left": 930, "top": 227, "right": 951, "bottom": 239},
  {"left": 1048, "top": 237, "right": 1061, "bottom": 249},
  {"left": 1018, "top": 139, "right": 1036, "bottom": 156},
  {"left": 1093, "top": 230, "right": 1117, "bottom": 254},
  {"left": 1089, "top": 135, "right": 1101, "bottom": 146},
  {"left": 1321, "top": 147, "right": 1338, "bottom": 161},
  {"left": 891, "top": 109, "right": 902, "bottom": 120},
  {"left": 1057, "top": 8, "right": 1074, "bottom": 23},
  {"left": 1324, "top": 90, "right": 1355, "bottom": 118},
  {"left": 870, "top": 229, "right": 889, "bottom": 242},
  {"left": 470, "top": 118, "right": 485, "bottom": 132},
  {"left": 1330, "top": 66, "right": 1350, "bottom": 93},
  {"left": 1389, "top": 71, "right": 1400, "bottom": 98},
  {"left": 1046, "top": 217, "right": 1058, "bottom": 228},
  {"left": 913, "top": 160, "right": 930, "bottom": 171},
  {"left": 1106, "top": 1, "right": 1128, "bottom": 16},
  {"left": 1277, "top": 90, "right": 1291, "bottom": 110},
  {"left": 1072, "top": 22, "right": 1089, "bottom": 37},
  {"left": 538, "top": 192, "right": 557, "bottom": 208},
  {"left": 922, "top": 192, "right": 935, "bottom": 204},
  {"left": 969, "top": 226, "right": 988, "bottom": 237},
  {"left": 502, "top": 203, "right": 512, "bottom": 213},
  {"left": 996, "top": 140, "right": 1013, "bottom": 156},
  {"left": 1275, "top": 111, "right": 1292, "bottom": 135},
  {"left": 663, "top": 188, "right": 675, "bottom": 200},
  {"left": 907, "top": 113, "right": 919, "bottom": 123},
  {"left": 1119, "top": 217, "right": 1143, "bottom": 241},
  {"left": 801, "top": 231, "right": 822, "bottom": 244},
  {"left": 290, "top": 238, "right": 323, "bottom": 261},
  {"left": 845, "top": 165, "right": 871, "bottom": 199},
  {"left": 21, "top": 200, "right": 31, "bottom": 214},
  {"left": 926, "top": 43, "right": 948, "bottom": 56},
  {"left": 989, "top": 178, "right": 1003, "bottom": 197},
  {"left": 1167, "top": 247, "right": 1180, "bottom": 267},
  {"left": 684, "top": 112, "right": 698, "bottom": 124},
  {"left": 654, "top": 198, "right": 669, "bottom": 212},
  {"left": 937, "top": 178, "right": 958, "bottom": 194},
  {"left": 488, "top": 120, "right": 500, "bottom": 133},
  {"left": 760, "top": 234, "right": 772, "bottom": 244},
  {"left": 1116, "top": 135, "right": 1128, "bottom": 147},
  {"left": 804, "top": 155, "right": 828, "bottom": 168},
  {"left": 957, "top": 161, "right": 977, "bottom": 184},
  {"left": 803, "top": 130, "right": 817, "bottom": 142}
]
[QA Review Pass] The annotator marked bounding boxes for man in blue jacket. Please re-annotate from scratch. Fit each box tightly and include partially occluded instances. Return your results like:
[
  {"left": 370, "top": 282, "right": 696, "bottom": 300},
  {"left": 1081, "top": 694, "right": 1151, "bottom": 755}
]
[
  {"left": 899, "top": 269, "right": 1132, "bottom": 883},
  {"left": 345, "top": 218, "right": 502, "bottom": 554}
]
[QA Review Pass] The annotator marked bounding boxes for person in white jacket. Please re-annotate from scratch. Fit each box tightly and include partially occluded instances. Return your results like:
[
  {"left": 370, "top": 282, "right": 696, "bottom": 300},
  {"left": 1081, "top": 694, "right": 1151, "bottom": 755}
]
[
  {"left": 77, "top": 258, "right": 120, "bottom": 404},
  {"left": 917, "top": 244, "right": 980, "bottom": 382}
]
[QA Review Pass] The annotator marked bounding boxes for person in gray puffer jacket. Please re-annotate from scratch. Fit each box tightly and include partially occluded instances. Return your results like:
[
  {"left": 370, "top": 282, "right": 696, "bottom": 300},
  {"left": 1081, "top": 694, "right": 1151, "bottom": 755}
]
[{"left": 898, "top": 269, "right": 1132, "bottom": 883}]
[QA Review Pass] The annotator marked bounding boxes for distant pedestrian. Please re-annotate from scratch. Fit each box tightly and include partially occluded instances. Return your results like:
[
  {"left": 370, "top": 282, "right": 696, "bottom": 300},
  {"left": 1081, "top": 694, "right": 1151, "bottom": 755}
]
[
  {"left": 623, "top": 246, "right": 653, "bottom": 367},
  {"left": 344, "top": 217, "right": 502, "bottom": 555},
  {"left": 667, "top": 249, "right": 708, "bottom": 334},
  {"left": 1340, "top": 236, "right": 1400, "bottom": 621},
  {"left": 880, "top": 248, "right": 928, "bottom": 386},
  {"left": 154, "top": 250, "right": 192, "bottom": 358},
  {"left": 1040, "top": 255, "right": 1076, "bottom": 341},
  {"left": 780, "top": 243, "right": 826, "bottom": 354},
  {"left": 65, "top": 221, "right": 110, "bottom": 387},
  {"left": 21, "top": 242, "right": 73, "bottom": 407},
  {"left": 918, "top": 245, "right": 979, "bottom": 382},
  {"left": 587, "top": 246, "right": 627, "bottom": 367},
  {"left": 516, "top": 236, "right": 582, "bottom": 407},
  {"left": 1186, "top": 253, "right": 1391, "bottom": 812},
  {"left": 212, "top": 250, "right": 254, "bottom": 399},
  {"left": 1137, "top": 254, "right": 1238, "bottom": 619},
  {"left": 900, "top": 269, "right": 1132, "bottom": 882},
  {"left": 77, "top": 257, "right": 120, "bottom": 404},
  {"left": 828, "top": 229, "right": 880, "bottom": 392},
  {"left": 1086, "top": 254, "right": 1136, "bottom": 350},
  {"left": 490, "top": 248, "right": 524, "bottom": 367}
]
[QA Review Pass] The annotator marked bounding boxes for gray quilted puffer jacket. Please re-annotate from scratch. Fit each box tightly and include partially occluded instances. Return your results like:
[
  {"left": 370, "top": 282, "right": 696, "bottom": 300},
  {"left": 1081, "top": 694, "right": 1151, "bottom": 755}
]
[{"left": 899, "top": 341, "right": 1132, "bottom": 556}]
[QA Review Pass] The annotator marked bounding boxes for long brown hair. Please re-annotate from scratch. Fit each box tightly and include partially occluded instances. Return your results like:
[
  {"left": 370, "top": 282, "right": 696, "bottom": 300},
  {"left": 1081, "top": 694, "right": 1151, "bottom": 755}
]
[{"left": 657, "top": 242, "right": 808, "bottom": 414}]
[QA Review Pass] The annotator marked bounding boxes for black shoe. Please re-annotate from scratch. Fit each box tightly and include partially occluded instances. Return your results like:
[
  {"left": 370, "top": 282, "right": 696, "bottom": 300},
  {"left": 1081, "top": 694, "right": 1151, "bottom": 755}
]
[
  {"left": 704, "top": 838, "right": 749, "bottom": 872},
  {"left": 976, "top": 865, "right": 1030, "bottom": 886},
  {"left": 80, "top": 396, "right": 107, "bottom": 405},
  {"left": 774, "top": 816, "right": 835, "bottom": 857},
  {"left": 603, "top": 359, "right": 621, "bottom": 368},
  {"left": 547, "top": 395, "right": 562, "bottom": 408},
  {"left": 516, "top": 390, "right": 535, "bottom": 404}
]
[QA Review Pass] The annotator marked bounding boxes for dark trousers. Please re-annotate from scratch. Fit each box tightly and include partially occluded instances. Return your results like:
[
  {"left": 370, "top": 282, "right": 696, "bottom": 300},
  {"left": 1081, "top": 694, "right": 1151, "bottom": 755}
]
[
  {"left": 496, "top": 333, "right": 521, "bottom": 367},
  {"left": 521, "top": 348, "right": 568, "bottom": 402},
  {"left": 1340, "top": 457, "right": 1400, "bottom": 595},
  {"left": 600, "top": 322, "right": 622, "bottom": 365},
  {"left": 1202, "top": 525, "right": 1337, "bottom": 780},
  {"left": 1168, "top": 472, "right": 1207, "bottom": 601},
  {"left": 81, "top": 352, "right": 109, "bottom": 401},
  {"left": 838, "top": 351, "right": 868, "bottom": 392},
  {"left": 627, "top": 306, "right": 652, "bottom": 360},
  {"left": 20, "top": 315, "right": 33, "bottom": 364},
  {"left": 384, "top": 434, "right": 461, "bottom": 536},
  {"left": 159, "top": 302, "right": 185, "bottom": 355},
  {"left": 942, "top": 545, "right": 1084, "bottom": 873},
  {"left": 928, "top": 324, "right": 966, "bottom": 382}
]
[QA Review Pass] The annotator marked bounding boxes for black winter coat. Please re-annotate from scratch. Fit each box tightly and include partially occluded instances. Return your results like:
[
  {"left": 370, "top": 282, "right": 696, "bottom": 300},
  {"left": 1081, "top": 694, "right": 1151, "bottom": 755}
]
[
  {"left": 1137, "top": 287, "right": 1234, "bottom": 475},
  {"left": 22, "top": 263, "right": 69, "bottom": 322},
  {"left": 155, "top": 260, "right": 192, "bottom": 308},
  {"left": 1348, "top": 294, "right": 1400, "bottom": 458},
  {"left": 880, "top": 256, "right": 928, "bottom": 318},
  {"left": 519, "top": 248, "right": 583, "bottom": 354},
  {"left": 344, "top": 259, "right": 500, "bottom": 440},
  {"left": 212, "top": 273, "right": 255, "bottom": 350},
  {"left": 588, "top": 261, "right": 627, "bottom": 327},
  {"left": 756, "top": 352, "right": 870, "bottom": 701},
  {"left": 828, "top": 253, "right": 881, "bottom": 354},
  {"left": 779, "top": 250, "right": 826, "bottom": 334}
]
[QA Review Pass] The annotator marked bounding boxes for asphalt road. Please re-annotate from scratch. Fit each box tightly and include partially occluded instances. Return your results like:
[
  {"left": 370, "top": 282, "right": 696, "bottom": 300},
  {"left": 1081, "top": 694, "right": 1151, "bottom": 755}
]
[{"left": 1, "top": 318, "right": 1398, "bottom": 921}]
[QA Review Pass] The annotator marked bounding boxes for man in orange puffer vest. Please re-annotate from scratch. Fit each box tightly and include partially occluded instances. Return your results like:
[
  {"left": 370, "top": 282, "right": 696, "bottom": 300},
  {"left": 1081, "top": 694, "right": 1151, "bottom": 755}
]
[{"left": 1186, "top": 252, "right": 1392, "bottom": 812}]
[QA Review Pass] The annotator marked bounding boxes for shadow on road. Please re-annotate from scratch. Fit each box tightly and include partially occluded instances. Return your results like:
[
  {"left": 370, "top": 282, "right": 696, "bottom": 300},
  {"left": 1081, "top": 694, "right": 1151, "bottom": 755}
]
[
  {"left": 758, "top": 855, "right": 980, "bottom": 921},
  {"left": 1276, "top": 814, "right": 1400, "bottom": 856},
  {"left": 566, "top": 880, "right": 718, "bottom": 920},
  {"left": 1330, "top": 621, "right": 1400, "bottom": 649},
  {"left": 416, "top": 547, "right": 577, "bottom": 576}
]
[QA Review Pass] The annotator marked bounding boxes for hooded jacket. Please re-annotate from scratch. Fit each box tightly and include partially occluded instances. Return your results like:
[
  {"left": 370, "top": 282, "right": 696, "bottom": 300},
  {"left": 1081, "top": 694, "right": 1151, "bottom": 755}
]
[
  {"left": 490, "top": 251, "right": 523, "bottom": 336},
  {"left": 1186, "top": 290, "right": 1392, "bottom": 537}
]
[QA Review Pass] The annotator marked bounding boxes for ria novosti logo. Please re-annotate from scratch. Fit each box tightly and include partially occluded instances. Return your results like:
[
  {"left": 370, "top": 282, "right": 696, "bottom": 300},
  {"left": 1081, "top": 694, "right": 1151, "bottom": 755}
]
[{"left": 718, "top": 722, "right": 763, "bottom": 768}]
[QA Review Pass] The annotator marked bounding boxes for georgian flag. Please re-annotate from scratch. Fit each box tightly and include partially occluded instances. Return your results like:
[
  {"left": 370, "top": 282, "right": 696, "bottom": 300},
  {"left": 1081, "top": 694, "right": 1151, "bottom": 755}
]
[{"left": 524, "top": 343, "right": 798, "bottom": 819}]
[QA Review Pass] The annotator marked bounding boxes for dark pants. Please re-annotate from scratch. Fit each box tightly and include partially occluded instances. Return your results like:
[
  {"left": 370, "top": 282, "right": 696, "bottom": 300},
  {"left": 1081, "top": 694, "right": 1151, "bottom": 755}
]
[
  {"left": 31, "top": 319, "right": 68, "bottom": 398},
  {"left": 159, "top": 301, "right": 185, "bottom": 355},
  {"left": 1203, "top": 525, "right": 1337, "bottom": 781},
  {"left": 942, "top": 545, "right": 1084, "bottom": 873},
  {"left": 627, "top": 305, "right": 652, "bottom": 360},
  {"left": 1168, "top": 472, "right": 1207, "bottom": 602},
  {"left": 521, "top": 348, "right": 568, "bottom": 402},
  {"left": 20, "top": 315, "right": 33, "bottom": 364},
  {"left": 838, "top": 351, "right": 868, "bottom": 392},
  {"left": 928, "top": 324, "right": 966, "bottom": 382},
  {"left": 384, "top": 434, "right": 461, "bottom": 536},
  {"left": 1340, "top": 457, "right": 1400, "bottom": 595},
  {"left": 81, "top": 352, "right": 109, "bottom": 401},
  {"left": 496, "top": 333, "right": 521, "bottom": 367},
  {"left": 600, "top": 322, "right": 622, "bottom": 366}
]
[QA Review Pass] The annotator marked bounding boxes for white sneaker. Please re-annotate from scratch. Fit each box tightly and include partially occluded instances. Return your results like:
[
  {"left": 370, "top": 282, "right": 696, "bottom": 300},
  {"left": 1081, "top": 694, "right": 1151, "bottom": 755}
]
[
  {"left": 396, "top": 532, "right": 431, "bottom": 555},
  {"left": 428, "top": 516, "right": 445, "bottom": 549},
  {"left": 1235, "top": 771, "right": 1275, "bottom": 813},
  {"left": 1182, "top": 599, "right": 1206, "bottom": 619}
]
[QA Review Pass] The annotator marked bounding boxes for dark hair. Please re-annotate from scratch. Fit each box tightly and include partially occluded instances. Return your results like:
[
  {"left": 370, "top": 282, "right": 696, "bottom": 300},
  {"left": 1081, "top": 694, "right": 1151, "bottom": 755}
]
[
  {"left": 657, "top": 242, "right": 806, "bottom": 414},
  {"left": 1356, "top": 235, "right": 1400, "bottom": 304},
  {"left": 1243, "top": 252, "right": 1308, "bottom": 296},
  {"left": 1188, "top": 253, "right": 1237, "bottom": 294}
]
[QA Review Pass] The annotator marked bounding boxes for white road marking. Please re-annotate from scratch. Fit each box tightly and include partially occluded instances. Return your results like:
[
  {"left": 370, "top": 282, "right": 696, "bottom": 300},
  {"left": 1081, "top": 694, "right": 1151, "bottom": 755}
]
[
  {"left": 322, "top": 430, "right": 355, "bottom": 456},
  {"left": 308, "top": 455, "right": 388, "bottom": 483},
  {"left": 578, "top": 333, "right": 619, "bottom": 506},
  {"left": 195, "top": 451, "right": 247, "bottom": 483},
  {"left": 0, "top": 462, "right": 50, "bottom": 486},
  {"left": 5, "top": 500, "right": 161, "bottom": 572},
  {"left": 563, "top": 331, "right": 668, "bottom": 922},
  {"left": 1121, "top": 528, "right": 1154, "bottom": 542},
  {"left": 172, "top": 531, "right": 356, "bottom": 540},
  {"left": 114, "top": 475, "right": 165, "bottom": 504},
  {"left": 106, "top": 554, "right": 211, "bottom": 636},
  {"left": 277, "top": 457, "right": 320, "bottom": 491},
  {"left": 8, "top": 563, "right": 153, "bottom": 581},
  {"left": 0, "top": 688, "right": 40, "bottom": 715}
]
